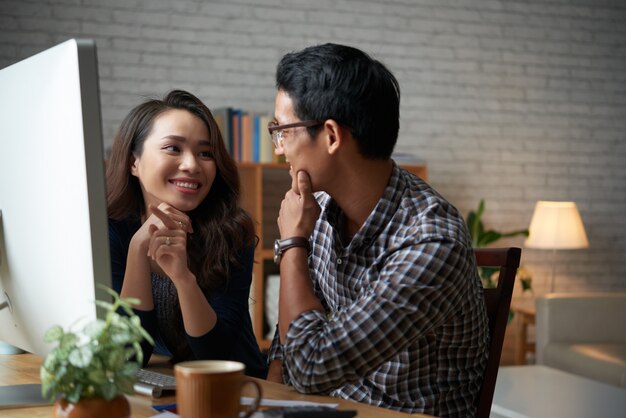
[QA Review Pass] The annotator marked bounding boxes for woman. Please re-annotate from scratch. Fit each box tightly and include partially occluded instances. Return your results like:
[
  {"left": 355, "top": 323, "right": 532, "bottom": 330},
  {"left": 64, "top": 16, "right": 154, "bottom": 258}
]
[{"left": 106, "top": 89, "right": 266, "bottom": 378}]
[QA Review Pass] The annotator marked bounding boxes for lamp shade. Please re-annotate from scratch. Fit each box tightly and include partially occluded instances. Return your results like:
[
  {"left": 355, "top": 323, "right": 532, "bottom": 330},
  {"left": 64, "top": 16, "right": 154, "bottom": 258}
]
[{"left": 525, "top": 201, "right": 589, "bottom": 249}]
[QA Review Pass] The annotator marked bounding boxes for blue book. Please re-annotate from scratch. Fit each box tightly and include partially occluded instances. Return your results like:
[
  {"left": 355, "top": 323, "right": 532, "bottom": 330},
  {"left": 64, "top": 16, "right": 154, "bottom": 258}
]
[{"left": 253, "top": 114, "right": 260, "bottom": 162}]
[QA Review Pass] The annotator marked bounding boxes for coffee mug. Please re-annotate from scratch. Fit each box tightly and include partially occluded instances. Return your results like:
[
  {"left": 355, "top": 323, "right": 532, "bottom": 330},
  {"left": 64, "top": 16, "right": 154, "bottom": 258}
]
[{"left": 175, "top": 360, "right": 262, "bottom": 418}]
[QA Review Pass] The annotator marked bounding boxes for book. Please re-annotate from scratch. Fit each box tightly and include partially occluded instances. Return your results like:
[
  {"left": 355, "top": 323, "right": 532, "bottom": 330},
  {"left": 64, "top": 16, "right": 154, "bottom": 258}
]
[
  {"left": 258, "top": 115, "right": 274, "bottom": 163},
  {"left": 241, "top": 112, "right": 252, "bottom": 162},
  {"left": 231, "top": 109, "right": 242, "bottom": 162},
  {"left": 212, "top": 107, "right": 233, "bottom": 155}
]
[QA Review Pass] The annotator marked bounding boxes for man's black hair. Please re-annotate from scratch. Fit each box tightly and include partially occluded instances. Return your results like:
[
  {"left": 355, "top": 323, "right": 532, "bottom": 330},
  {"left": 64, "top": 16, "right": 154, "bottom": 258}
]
[{"left": 276, "top": 43, "right": 400, "bottom": 159}]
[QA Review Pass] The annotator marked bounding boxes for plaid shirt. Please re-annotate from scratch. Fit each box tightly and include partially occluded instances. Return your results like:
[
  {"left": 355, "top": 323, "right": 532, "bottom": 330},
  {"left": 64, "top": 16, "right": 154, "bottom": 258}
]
[{"left": 268, "top": 163, "right": 488, "bottom": 417}]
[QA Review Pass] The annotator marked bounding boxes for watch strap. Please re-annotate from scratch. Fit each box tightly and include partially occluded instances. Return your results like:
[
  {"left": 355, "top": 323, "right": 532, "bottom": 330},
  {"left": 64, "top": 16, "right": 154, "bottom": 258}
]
[
  {"left": 274, "top": 236, "right": 311, "bottom": 264},
  {"left": 278, "top": 237, "right": 311, "bottom": 254}
]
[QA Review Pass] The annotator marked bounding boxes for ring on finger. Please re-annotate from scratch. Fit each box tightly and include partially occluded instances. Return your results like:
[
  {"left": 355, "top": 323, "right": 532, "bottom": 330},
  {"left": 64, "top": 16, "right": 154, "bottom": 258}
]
[
  {"left": 165, "top": 236, "right": 171, "bottom": 246},
  {"left": 177, "top": 221, "right": 184, "bottom": 229}
]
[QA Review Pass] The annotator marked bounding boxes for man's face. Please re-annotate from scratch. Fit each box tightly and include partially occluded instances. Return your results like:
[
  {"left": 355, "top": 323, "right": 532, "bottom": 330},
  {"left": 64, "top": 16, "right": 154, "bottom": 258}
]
[{"left": 273, "top": 90, "right": 328, "bottom": 193}]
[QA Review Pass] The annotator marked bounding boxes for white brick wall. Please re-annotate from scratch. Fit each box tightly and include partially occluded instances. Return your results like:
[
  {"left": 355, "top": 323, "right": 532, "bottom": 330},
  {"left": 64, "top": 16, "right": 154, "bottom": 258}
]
[{"left": 1, "top": 0, "right": 625, "bottom": 294}]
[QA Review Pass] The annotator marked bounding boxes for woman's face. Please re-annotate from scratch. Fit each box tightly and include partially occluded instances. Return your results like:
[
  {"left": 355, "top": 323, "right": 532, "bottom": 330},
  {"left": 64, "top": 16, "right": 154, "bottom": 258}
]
[{"left": 131, "top": 109, "right": 217, "bottom": 213}]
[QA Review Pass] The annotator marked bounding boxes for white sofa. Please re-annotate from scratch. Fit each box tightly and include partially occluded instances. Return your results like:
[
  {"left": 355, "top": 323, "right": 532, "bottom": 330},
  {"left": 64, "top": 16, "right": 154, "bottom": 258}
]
[{"left": 535, "top": 292, "right": 626, "bottom": 388}]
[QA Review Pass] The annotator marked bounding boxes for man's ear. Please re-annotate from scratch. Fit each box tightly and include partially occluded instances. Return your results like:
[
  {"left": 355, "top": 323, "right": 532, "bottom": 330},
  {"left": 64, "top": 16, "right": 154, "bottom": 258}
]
[{"left": 324, "top": 120, "right": 345, "bottom": 155}]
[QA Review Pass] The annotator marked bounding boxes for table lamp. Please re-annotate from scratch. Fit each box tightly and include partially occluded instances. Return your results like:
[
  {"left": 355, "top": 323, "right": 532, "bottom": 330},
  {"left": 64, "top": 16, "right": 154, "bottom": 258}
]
[{"left": 525, "top": 201, "right": 589, "bottom": 292}]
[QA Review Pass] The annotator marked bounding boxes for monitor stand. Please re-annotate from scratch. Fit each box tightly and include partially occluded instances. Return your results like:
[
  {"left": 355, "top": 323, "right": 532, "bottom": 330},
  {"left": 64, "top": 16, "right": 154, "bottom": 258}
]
[{"left": 0, "top": 340, "right": 24, "bottom": 355}]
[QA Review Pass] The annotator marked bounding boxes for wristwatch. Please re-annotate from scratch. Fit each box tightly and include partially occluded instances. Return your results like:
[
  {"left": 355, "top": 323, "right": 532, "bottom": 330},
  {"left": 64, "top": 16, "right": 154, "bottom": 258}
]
[{"left": 273, "top": 237, "right": 311, "bottom": 265}]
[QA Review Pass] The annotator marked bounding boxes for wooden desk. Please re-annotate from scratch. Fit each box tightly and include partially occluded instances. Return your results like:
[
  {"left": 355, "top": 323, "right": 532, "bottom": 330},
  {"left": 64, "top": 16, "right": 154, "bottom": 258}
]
[
  {"left": 0, "top": 354, "right": 433, "bottom": 417},
  {"left": 511, "top": 302, "right": 536, "bottom": 365}
]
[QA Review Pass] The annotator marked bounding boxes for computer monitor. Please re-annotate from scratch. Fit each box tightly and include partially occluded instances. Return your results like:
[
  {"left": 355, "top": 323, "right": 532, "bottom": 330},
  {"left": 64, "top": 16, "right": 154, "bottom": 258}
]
[{"left": 0, "top": 39, "right": 111, "bottom": 357}]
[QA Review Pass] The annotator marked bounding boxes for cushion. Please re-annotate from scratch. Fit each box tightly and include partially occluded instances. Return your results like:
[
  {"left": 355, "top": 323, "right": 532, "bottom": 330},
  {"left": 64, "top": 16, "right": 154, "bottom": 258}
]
[{"left": 544, "top": 343, "right": 626, "bottom": 388}]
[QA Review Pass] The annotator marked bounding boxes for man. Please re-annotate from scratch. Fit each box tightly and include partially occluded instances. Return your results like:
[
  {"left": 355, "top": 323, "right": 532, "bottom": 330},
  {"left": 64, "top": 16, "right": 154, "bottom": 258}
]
[{"left": 266, "top": 43, "right": 488, "bottom": 417}]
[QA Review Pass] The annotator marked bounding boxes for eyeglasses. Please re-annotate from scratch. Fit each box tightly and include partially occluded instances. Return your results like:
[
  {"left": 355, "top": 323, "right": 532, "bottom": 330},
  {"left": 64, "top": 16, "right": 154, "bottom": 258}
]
[{"left": 267, "top": 120, "right": 324, "bottom": 150}]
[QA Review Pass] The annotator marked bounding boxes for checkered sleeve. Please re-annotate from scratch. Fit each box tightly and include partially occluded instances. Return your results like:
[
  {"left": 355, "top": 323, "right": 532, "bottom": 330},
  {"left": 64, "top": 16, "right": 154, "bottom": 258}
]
[
  {"left": 280, "top": 239, "right": 475, "bottom": 394},
  {"left": 267, "top": 324, "right": 284, "bottom": 362}
]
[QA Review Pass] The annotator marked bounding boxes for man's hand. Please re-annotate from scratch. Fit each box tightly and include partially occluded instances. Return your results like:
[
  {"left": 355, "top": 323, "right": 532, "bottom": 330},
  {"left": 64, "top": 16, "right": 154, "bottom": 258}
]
[{"left": 278, "top": 171, "right": 320, "bottom": 239}]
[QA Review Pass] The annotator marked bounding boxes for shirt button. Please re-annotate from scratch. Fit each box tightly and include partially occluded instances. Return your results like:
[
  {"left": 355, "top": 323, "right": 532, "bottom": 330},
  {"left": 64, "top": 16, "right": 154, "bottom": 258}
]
[{"left": 337, "top": 258, "right": 343, "bottom": 265}]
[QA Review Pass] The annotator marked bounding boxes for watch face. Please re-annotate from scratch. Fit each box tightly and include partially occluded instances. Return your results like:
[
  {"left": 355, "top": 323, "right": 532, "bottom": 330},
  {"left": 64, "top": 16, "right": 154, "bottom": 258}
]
[{"left": 273, "top": 239, "right": 281, "bottom": 264}]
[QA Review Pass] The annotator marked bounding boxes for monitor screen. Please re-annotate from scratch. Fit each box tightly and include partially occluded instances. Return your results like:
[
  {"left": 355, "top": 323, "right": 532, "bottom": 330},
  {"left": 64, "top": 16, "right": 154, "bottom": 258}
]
[{"left": 0, "top": 39, "right": 111, "bottom": 356}]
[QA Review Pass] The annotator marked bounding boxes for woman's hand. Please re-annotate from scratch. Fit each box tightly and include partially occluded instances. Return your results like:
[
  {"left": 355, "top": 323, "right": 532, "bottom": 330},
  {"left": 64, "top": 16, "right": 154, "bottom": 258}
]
[
  {"left": 147, "top": 204, "right": 217, "bottom": 337},
  {"left": 123, "top": 202, "right": 191, "bottom": 310},
  {"left": 146, "top": 203, "right": 194, "bottom": 283},
  {"left": 132, "top": 202, "right": 193, "bottom": 249}
]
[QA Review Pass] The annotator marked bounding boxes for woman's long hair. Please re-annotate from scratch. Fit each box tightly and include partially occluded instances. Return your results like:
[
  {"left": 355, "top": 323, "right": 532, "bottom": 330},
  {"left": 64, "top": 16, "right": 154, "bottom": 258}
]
[{"left": 106, "top": 90, "right": 256, "bottom": 359}]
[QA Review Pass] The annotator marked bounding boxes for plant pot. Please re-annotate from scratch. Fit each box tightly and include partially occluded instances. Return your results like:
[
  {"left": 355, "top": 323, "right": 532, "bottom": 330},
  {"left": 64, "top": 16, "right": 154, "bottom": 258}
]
[{"left": 52, "top": 394, "right": 130, "bottom": 418}]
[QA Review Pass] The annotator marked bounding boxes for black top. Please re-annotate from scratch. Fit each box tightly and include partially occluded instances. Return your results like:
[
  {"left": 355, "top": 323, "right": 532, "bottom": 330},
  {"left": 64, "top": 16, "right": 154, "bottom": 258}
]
[{"left": 109, "top": 217, "right": 267, "bottom": 379}]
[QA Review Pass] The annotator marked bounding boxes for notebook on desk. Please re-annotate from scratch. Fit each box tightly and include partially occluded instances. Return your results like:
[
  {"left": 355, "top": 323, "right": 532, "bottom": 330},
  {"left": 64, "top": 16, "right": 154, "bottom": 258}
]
[{"left": 0, "top": 384, "right": 51, "bottom": 408}]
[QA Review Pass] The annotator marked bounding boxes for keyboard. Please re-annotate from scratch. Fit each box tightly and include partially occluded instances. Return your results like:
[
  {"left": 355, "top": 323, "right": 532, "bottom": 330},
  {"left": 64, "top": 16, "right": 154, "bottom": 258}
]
[{"left": 133, "top": 369, "right": 176, "bottom": 398}]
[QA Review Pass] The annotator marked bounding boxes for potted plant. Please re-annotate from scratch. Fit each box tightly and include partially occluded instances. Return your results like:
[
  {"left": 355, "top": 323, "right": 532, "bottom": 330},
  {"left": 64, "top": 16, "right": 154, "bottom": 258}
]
[
  {"left": 40, "top": 286, "right": 153, "bottom": 418},
  {"left": 466, "top": 199, "right": 530, "bottom": 289},
  {"left": 466, "top": 199, "right": 533, "bottom": 323}
]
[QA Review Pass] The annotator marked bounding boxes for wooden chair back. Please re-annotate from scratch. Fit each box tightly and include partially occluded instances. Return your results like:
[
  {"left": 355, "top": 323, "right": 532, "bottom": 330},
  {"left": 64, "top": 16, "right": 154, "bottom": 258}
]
[{"left": 474, "top": 247, "right": 521, "bottom": 418}]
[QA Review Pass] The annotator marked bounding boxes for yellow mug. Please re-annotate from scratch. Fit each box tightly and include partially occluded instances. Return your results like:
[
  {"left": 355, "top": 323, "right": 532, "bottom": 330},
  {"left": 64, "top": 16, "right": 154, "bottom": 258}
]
[{"left": 175, "top": 360, "right": 262, "bottom": 418}]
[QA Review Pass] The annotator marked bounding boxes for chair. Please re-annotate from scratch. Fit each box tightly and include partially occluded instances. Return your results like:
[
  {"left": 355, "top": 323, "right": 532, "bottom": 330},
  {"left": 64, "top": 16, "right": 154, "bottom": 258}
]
[{"left": 474, "top": 247, "right": 521, "bottom": 418}]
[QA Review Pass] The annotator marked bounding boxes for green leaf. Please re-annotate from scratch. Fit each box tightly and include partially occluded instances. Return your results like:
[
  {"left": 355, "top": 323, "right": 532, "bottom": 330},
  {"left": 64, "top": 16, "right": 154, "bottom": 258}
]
[
  {"left": 87, "top": 369, "right": 107, "bottom": 385},
  {"left": 94, "top": 300, "right": 115, "bottom": 311},
  {"left": 59, "top": 332, "right": 78, "bottom": 349},
  {"left": 137, "top": 327, "right": 154, "bottom": 346},
  {"left": 55, "top": 364, "right": 68, "bottom": 380},
  {"left": 130, "top": 315, "right": 141, "bottom": 327},
  {"left": 466, "top": 212, "right": 480, "bottom": 246},
  {"left": 110, "top": 314, "right": 128, "bottom": 328},
  {"left": 499, "top": 229, "right": 529, "bottom": 239},
  {"left": 118, "top": 304, "right": 136, "bottom": 317},
  {"left": 98, "top": 284, "right": 120, "bottom": 300},
  {"left": 121, "top": 296, "right": 141, "bottom": 306},
  {"left": 476, "top": 199, "right": 485, "bottom": 219},
  {"left": 466, "top": 199, "right": 529, "bottom": 249},
  {"left": 478, "top": 266, "right": 499, "bottom": 288},
  {"left": 132, "top": 341, "right": 144, "bottom": 365},
  {"left": 111, "top": 333, "right": 133, "bottom": 345},
  {"left": 119, "top": 361, "right": 140, "bottom": 378},
  {"left": 477, "top": 231, "right": 502, "bottom": 247},
  {"left": 520, "top": 278, "right": 532, "bottom": 292},
  {"left": 83, "top": 320, "right": 106, "bottom": 338},
  {"left": 67, "top": 383, "right": 82, "bottom": 404},
  {"left": 466, "top": 211, "right": 476, "bottom": 235},
  {"left": 40, "top": 368, "right": 54, "bottom": 393},
  {"left": 115, "top": 376, "right": 136, "bottom": 395},
  {"left": 107, "top": 348, "right": 125, "bottom": 370},
  {"left": 100, "top": 382, "right": 117, "bottom": 401},
  {"left": 68, "top": 346, "right": 93, "bottom": 368},
  {"left": 42, "top": 353, "right": 59, "bottom": 371},
  {"left": 43, "top": 326, "right": 64, "bottom": 343}
]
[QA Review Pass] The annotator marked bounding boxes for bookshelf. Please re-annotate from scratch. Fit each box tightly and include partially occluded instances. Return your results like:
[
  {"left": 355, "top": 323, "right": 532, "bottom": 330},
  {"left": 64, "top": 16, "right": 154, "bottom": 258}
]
[{"left": 237, "top": 162, "right": 428, "bottom": 350}]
